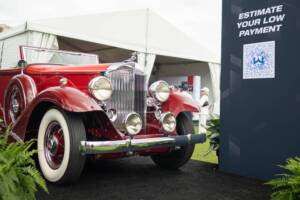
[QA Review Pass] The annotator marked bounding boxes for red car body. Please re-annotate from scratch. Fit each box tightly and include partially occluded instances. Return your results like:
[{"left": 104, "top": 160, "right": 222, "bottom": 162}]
[
  {"left": 0, "top": 64, "right": 199, "bottom": 141},
  {"left": 0, "top": 46, "right": 205, "bottom": 184}
]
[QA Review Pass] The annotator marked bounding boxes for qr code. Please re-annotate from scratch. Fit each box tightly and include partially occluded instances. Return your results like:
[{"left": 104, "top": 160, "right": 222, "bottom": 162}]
[{"left": 243, "top": 41, "right": 275, "bottom": 79}]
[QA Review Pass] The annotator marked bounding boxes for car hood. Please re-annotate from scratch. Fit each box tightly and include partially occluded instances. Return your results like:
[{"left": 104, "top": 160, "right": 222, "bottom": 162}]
[{"left": 25, "top": 63, "right": 112, "bottom": 75}]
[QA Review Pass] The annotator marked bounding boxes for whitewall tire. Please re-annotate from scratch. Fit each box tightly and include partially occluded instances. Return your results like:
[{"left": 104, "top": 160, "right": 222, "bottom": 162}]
[{"left": 37, "top": 108, "right": 86, "bottom": 184}]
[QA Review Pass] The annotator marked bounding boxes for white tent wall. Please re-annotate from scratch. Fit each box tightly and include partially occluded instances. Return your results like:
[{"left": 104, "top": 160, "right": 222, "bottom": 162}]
[
  {"left": 151, "top": 62, "right": 217, "bottom": 102},
  {"left": 0, "top": 9, "right": 221, "bottom": 115},
  {"left": 0, "top": 32, "right": 28, "bottom": 68},
  {"left": 0, "top": 40, "right": 3, "bottom": 65},
  {"left": 28, "top": 31, "right": 58, "bottom": 49},
  {"left": 25, "top": 31, "right": 59, "bottom": 64},
  {"left": 0, "top": 31, "right": 58, "bottom": 68},
  {"left": 209, "top": 62, "right": 221, "bottom": 115}
]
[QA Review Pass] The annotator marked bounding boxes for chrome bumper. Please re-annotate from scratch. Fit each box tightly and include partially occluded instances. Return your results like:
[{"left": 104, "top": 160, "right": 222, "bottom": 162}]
[{"left": 80, "top": 133, "right": 206, "bottom": 154}]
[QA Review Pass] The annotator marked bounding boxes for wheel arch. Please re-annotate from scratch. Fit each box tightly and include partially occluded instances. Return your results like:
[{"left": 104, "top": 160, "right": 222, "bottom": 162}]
[
  {"left": 3, "top": 74, "right": 37, "bottom": 125},
  {"left": 24, "top": 101, "right": 56, "bottom": 141},
  {"left": 11, "top": 86, "right": 103, "bottom": 141},
  {"left": 176, "top": 112, "right": 191, "bottom": 121}
]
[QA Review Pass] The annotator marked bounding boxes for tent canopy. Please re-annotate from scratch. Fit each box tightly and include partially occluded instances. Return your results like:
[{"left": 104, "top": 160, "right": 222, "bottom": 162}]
[
  {"left": 0, "top": 8, "right": 220, "bottom": 114},
  {"left": 0, "top": 8, "right": 219, "bottom": 64}
]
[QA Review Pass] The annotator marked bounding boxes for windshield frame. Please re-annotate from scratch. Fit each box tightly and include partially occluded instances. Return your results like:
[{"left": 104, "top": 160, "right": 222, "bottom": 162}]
[{"left": 20, "top": 45, "right": 99, "bottom": 66}]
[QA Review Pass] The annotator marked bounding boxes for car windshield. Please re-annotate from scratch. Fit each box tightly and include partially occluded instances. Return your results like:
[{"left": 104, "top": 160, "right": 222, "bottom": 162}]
[{"left": 21, "top": 46, "right": 99, "bottom": 65}]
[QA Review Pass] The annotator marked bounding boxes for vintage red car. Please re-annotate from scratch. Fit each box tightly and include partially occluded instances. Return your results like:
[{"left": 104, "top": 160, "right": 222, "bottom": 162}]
[{"left": 0, "top": 46, "right": 205, "bottom": 184}]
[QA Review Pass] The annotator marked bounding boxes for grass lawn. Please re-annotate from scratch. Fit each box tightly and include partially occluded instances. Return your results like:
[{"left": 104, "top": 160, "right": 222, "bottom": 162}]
[{"left": 191, "top": 125, "right": 218, "bottom": 164}]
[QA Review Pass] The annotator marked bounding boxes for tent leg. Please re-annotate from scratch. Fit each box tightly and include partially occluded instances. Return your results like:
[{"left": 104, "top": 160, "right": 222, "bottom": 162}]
[{"left": 137, "top": 52, "right": 156, "bottom": 86}]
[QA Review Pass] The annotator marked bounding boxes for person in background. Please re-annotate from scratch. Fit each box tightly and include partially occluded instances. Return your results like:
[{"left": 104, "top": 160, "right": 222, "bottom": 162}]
[{"left": 198, "top": 87, "right": 210, "bottom": 133}]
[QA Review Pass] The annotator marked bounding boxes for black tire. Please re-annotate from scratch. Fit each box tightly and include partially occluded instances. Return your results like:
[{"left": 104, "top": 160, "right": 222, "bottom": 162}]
[
  {"left": 37, "top": 108, "right": 86, "bottom": 184},
  {"left": 151, "top": 113, "right": 195, "bottom": 169}
]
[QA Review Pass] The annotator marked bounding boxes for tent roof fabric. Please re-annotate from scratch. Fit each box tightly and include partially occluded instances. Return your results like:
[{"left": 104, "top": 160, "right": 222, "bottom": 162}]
[{"left": 0, "top": 9, "right": 219, "bottom": 63}]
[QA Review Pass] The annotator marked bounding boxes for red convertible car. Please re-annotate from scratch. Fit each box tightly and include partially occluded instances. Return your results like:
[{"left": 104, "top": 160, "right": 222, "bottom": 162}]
[{"left": 0, "top": 46, "right": 205, "bottom": 184}]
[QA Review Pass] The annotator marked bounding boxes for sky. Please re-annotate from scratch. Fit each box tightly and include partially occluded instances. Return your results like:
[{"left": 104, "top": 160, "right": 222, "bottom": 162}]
[{"left": 0, "top": 0, "right": 222, "bottom": 59}]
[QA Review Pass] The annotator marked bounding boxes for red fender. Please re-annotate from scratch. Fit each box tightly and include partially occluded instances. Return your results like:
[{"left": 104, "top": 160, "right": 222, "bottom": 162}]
[
  {"left": 3, "top": 74, "right": 37, "bottom": 125},
  {"left": 11, "top": 86, "right": 102, "bottom": 141},
  {"left": 33, "top": 86, "right": 102, "bottom": 112},
  {"left": 162, "top": 91, "right": 199, "bottom": 117}
]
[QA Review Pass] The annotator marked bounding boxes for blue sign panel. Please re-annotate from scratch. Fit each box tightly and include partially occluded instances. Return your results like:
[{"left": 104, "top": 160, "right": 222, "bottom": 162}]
[{"left": 220, "top": 0, "right": 300, "bottom": 180}]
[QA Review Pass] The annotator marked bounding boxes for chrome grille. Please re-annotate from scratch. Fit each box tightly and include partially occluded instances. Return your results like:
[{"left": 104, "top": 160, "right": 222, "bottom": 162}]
[
  {"left": 106, "top": 66, "right": 146, "bottom": 132},
  {"left": 134, "top": 73, "right": 147, "bottom": 127}
]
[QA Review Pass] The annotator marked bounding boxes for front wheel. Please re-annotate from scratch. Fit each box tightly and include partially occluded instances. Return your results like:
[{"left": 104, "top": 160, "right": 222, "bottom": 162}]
[
  {"left": 37, "top": 108, "right": 86, "bottom": 184},
  {"left": 151, "top": 113, "right": 195, "bottom": 169}
]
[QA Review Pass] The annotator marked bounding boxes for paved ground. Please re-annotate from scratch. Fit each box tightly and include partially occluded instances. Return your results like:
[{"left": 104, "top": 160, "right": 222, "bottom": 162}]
[{"left": 37, "top": 157, "right": 270, "bottom": 200}]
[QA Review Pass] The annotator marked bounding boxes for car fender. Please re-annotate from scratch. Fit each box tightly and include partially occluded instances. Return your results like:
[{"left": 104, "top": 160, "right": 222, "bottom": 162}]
[
  {"left": 162, "top": 92, "right": 199, "bottom": 117},
  {"left": 34, "top": 86, "right": 102, "bottom": 112},
  {"left": 3, "top": 74, "right": 37, "bottom": 125},
  {"left": 11, "top": 86, "right": 102, "bottom": 141}
]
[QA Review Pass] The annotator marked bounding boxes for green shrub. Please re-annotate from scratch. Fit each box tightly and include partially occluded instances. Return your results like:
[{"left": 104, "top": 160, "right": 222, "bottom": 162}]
[
  {"left": 204, "top": 114, "right": 220, "bottom": 156},
  {"left": 0, "top": 122, "right": 48, "bottom": 200},
  {"left": 266, "top": 157, "right": 300, "bottom": 200}
]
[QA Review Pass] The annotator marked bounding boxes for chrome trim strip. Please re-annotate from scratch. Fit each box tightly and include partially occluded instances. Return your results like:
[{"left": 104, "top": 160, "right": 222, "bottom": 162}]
[
  {"left": 80, "top": 133, "right": 206, "bottom": 154},
  {"left": 80, "top": 139, "right": 130, "bottom": 154},
  {"left": 130, "top": 137, "right": 175, "bottom": 151}
]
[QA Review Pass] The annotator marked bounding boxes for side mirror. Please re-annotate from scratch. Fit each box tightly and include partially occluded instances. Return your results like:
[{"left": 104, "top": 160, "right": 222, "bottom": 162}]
[{"left": 17, "top": 60, "right": 27, "bottom": 68}]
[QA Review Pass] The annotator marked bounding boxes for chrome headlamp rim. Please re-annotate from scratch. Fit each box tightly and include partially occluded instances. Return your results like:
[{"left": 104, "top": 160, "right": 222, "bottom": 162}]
[
  {"left": 88, "top": 76, "right": 113, "bottom": 101},
  {"left": 107, "top": 109, "right": 117, "bottom": 122},
  {"left": 149, "top": 80, "right": 170, "bottom": 102},
  {"left": 124, "top": 112, "right": 143, "bottom": 135},
  {"left": 160, "top": 112, "right": 177, "bottom": 133}
]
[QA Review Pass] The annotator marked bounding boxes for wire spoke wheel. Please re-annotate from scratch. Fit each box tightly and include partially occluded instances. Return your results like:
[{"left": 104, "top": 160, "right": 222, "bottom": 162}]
[
  {"left": 38, "top": 108, "right": 86, "bottom": 184},
  {"left": 44, "top": 121, "right": 65, "bottom": 170},
  {"left": 8, "top": 85, "right": 24, "bottom": 123}
]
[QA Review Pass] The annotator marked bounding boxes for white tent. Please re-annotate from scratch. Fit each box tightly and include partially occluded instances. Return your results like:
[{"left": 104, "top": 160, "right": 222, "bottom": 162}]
[{"left": 0, "top": 9, "right": 220, "bottom": 114}]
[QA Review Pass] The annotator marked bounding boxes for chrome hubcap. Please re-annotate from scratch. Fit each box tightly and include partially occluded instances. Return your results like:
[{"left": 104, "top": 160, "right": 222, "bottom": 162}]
[
  {"left": 11, "top": 98, "right": 19, "bottom": 114},
  {"left": 44, "top": 121, "right": 65, "bottom": 169},
  {"left": 9, "top": 86, "right": 22, "bottom": 122}
]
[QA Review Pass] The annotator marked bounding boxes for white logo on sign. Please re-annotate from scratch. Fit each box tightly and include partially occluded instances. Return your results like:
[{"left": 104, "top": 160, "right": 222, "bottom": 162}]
[{"left": 243, "top": 41, "right": 275, "bottom": 79}]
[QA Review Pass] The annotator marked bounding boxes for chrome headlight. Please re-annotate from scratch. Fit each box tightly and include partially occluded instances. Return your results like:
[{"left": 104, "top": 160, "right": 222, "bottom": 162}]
[
  {"left": 149, "top": 81, "right": 170, "bottom": 102},
  {"left": 125, "top": 112, "right": 143, "bottom": 135},
  {"left": 160, "top": 112, "right": 176, "bottom": 133},
  {"left": 89, "top": 76, "right": 112, "bottom": 101}
]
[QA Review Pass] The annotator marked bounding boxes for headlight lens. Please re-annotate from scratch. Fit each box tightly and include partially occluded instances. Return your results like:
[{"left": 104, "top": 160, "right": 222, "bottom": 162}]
[
  {"left": 160, "top": 112, "right": 176, "bottom": 133},
  {"left": 125, "top": 112, "right": 143, "bottom": 135},
  {"left": 89, "top": 76, "right": 112, "bottom": 101},
  {"left": 149, "top": 81, "right": 170, "bottom": 102}
]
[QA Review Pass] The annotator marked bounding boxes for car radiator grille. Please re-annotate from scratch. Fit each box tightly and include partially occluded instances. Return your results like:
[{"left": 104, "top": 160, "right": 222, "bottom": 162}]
[{"left": 106, "top": 67, "right": 146, "bottom": 132}]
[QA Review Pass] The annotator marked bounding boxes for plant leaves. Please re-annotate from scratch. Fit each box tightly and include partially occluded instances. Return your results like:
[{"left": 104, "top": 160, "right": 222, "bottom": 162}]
[
  {"left": 0, "top": 121, "right": 48, "bottom": 200},
  {"left": 266, "top": 156, "right": 300, "bottom": 200},
  {"left": 204, "top": 115, "right": 220, "bottom": 156}
]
